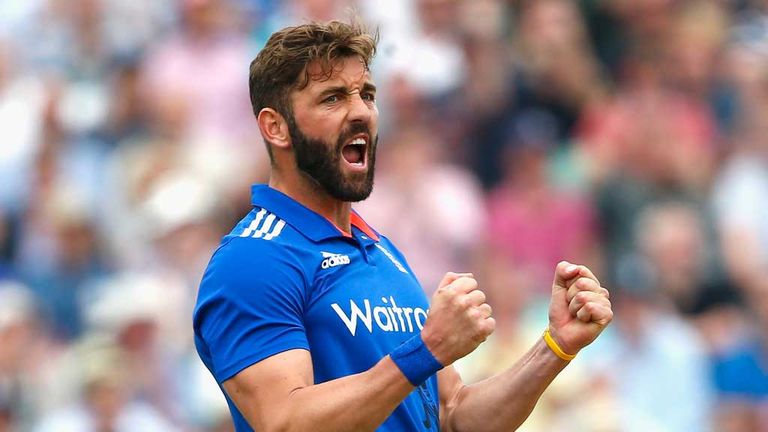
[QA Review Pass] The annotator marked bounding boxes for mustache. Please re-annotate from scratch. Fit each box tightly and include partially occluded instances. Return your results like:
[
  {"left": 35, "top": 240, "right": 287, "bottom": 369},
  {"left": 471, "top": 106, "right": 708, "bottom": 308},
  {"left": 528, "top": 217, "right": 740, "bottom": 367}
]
[{"left": 337, "top": 123, "right": 373, "bottom": 148}]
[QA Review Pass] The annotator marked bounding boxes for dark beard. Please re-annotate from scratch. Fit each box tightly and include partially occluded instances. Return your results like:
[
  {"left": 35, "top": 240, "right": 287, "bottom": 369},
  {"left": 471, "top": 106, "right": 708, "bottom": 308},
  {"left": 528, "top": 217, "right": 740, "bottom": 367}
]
[{"left": 289, "top": 119, "right": 377, "bottom": 202}]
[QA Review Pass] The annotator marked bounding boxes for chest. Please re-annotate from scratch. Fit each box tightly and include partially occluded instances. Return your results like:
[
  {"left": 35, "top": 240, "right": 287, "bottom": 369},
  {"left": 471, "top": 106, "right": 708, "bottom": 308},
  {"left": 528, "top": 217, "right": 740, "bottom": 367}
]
[{"left": 303, "top": 239, "right": 430, "bottom": 342}]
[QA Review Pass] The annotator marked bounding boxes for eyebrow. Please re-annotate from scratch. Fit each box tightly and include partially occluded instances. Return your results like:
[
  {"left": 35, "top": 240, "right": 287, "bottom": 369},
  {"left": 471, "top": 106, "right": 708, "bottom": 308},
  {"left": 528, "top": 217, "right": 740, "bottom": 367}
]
[
  {"left": 361, "top": 83, "right": 377, "bottom": 93},
  {"left": 318, "top": 83, "right": 377, "bottom": 98}
]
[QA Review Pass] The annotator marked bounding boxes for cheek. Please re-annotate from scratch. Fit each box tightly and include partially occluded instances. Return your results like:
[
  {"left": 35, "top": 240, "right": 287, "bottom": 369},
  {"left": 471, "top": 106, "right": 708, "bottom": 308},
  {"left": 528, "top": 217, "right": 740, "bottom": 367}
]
[{"left": 302, "top": 110, "right": 346, "bottom": 140}]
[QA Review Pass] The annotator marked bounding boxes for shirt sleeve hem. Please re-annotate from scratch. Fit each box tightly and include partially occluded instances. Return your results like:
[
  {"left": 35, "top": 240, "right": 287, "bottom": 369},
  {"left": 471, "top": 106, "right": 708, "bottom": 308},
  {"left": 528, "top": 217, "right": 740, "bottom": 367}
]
[{"left": 216, "top": 344, "right": 311, "bottom": 384}]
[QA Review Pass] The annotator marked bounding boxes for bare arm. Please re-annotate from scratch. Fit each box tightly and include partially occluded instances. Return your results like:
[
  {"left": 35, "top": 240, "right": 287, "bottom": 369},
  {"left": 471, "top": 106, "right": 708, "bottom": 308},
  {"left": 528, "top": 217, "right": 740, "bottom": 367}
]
[
  {"left": 223, "top": 349, "right": 414, "bottom": 432},
  {"left": 438, "top": 343, "right": 567, "bottom": 432},
  {"left": 222, "top": 263, "right": 610, "bottom": 432},
  {"left": 438, "top": 262, "right": 612, "bottom": 432},
  {"left": 223, "top": 272, "right": 495, "bottom": 432}
]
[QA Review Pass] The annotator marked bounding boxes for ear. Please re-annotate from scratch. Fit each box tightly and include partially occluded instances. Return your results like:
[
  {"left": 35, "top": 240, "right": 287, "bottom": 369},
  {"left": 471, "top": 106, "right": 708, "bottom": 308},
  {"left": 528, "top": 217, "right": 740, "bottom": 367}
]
[{"left": 257, "top": 108, "right": 291, "bottom": 150}]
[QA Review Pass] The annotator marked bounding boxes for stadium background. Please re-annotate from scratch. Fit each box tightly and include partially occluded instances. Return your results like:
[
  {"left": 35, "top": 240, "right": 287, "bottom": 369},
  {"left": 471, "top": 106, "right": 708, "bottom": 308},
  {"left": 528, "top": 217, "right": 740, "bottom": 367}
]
[{"left": 0, "top": 0, "right": 767, "bottom": 430}]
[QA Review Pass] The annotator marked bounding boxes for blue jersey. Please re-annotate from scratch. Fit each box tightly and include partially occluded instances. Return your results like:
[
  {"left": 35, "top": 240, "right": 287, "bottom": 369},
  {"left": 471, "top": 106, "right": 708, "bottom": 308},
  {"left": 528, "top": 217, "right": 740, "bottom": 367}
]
[{"left": 193, "top": 185, "right": 440, "bottom": 431}]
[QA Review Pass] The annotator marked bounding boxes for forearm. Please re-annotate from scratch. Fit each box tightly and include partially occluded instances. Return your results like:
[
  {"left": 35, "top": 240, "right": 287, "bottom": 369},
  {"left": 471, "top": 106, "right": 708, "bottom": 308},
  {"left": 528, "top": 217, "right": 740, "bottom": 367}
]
[
  {"left": 446, "top": 339, "right": 569, "bottom": 432},
  {"left": 241, "top": 355, "right": 414, "bottom": 432}
]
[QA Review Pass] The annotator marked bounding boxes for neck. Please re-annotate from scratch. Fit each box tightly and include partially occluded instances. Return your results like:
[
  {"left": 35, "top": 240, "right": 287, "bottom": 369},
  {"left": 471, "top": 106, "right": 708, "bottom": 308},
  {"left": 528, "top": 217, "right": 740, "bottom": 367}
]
[{"left": 269, "top": 169, "right": 352, "bottom": 234}]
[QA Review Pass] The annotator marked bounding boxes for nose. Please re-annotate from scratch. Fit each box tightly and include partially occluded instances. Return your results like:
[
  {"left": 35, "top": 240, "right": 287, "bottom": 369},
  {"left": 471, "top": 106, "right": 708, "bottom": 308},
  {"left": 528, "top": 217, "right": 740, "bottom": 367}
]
[{"left": 347, "top": 92, "right": 374, "bottom": 124}]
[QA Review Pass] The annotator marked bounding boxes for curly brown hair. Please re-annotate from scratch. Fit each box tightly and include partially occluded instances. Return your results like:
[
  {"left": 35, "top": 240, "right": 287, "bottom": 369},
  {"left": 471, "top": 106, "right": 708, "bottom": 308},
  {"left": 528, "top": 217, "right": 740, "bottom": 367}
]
[{"left": 249, "top": 20, "right": 378, "bottom": 158}]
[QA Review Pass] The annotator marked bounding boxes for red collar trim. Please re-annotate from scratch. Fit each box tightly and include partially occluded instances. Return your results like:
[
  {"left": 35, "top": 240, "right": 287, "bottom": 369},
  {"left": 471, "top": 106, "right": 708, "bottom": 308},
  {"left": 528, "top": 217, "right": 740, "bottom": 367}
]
[
  {"left": 325, "top": 212, "right": 380, "bottom": 242},
  {"left": 351, "top": 211, "right": 380, "bottom": 242}
]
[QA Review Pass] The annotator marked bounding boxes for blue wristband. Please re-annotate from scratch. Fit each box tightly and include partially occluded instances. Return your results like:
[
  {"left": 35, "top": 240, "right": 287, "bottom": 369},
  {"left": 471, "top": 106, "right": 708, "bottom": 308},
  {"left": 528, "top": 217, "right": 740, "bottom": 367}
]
[{"left": 390, "top": 334, "right": 444, "bottom": 386}]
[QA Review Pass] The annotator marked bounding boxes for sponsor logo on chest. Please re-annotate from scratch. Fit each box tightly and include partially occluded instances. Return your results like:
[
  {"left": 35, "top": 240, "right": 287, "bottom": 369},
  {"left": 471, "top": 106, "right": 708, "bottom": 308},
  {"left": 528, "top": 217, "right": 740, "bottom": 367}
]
[{"left": 331, "top": 296, "right": 428, "bottom": 336}]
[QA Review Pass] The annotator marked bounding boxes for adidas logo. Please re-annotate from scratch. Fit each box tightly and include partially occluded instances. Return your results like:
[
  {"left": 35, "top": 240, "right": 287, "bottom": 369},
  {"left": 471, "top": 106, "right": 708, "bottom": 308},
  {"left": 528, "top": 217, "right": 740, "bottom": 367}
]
[{"left": 321, "top": 251, "right": 351, "bottom": 269}]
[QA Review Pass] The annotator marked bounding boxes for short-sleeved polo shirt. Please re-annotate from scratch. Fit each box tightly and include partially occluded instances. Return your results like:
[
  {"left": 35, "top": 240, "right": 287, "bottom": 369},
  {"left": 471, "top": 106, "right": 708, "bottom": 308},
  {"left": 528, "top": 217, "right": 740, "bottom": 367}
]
[{"left": 193, "top": 184, "right": 440, "bottom": 431}]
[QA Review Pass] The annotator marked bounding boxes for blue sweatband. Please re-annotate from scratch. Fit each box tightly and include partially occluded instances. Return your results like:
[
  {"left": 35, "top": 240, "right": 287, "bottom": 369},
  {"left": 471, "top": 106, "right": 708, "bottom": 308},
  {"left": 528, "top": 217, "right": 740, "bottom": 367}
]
[{"left": 390, "top": 334, "right": 444, "bottom": 386}]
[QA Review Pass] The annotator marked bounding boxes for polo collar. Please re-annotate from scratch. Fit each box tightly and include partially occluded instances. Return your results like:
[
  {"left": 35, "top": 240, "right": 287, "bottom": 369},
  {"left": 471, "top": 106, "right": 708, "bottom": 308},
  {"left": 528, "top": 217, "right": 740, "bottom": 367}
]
[{"left": 250, "top": 184, "right": 380, "bottom": 243}]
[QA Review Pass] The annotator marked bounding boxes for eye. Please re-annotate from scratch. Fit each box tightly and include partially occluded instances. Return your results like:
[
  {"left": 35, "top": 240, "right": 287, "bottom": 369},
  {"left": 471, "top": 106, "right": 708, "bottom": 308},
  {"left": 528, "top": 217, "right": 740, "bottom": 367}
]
[
  {"left": 362, "top": 92, "right": 376, "bottom": 102},
  {"left": 322, "top": 94, "right": 340, "bottom": 104}
]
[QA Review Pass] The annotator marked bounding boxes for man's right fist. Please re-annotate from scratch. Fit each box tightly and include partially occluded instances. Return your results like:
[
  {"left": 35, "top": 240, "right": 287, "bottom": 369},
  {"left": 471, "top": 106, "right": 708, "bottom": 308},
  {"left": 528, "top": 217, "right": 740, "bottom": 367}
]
[{"left": 420, "top": 272, "right": 495, "bottom": 366}]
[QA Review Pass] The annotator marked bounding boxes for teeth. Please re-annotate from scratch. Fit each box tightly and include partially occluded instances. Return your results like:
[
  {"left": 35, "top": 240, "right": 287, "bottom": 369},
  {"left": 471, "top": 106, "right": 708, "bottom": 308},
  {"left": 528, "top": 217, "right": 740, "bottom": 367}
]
[{"left": 350, "top": 138, "right": 366, "bottom": 145}]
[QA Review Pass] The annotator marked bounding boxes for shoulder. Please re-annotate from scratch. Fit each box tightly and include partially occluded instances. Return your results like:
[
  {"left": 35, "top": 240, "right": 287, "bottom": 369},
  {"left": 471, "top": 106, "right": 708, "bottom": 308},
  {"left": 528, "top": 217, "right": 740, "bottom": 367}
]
[
  {"left": 217, "top": 207, "right": 312, "bottom": 264},
  {"left": 226, "top": 207, "right": 294, "bottom": 243},
  {"left": 199, "top": 208, "right": 318, "bottom": 297},
  {"left": 193, "top": 210, "right": 315, "bottom": 337}
]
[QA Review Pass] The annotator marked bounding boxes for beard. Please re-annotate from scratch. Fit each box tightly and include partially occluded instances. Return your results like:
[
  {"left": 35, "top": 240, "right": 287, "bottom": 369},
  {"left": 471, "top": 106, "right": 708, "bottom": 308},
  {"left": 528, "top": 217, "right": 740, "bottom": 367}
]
[{"left": 289, "top": 119, "right": 377, "bottom": 202}]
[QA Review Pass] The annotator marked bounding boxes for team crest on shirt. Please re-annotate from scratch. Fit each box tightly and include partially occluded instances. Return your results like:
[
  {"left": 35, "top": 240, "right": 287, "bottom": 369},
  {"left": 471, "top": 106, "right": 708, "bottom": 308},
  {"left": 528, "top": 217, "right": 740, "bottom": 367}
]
[
  {"left": 374, "top": 244, "right": 409, "bottom": 274},
  {"left": 320, "top": 251, "right": 351, "bottom": 269}
]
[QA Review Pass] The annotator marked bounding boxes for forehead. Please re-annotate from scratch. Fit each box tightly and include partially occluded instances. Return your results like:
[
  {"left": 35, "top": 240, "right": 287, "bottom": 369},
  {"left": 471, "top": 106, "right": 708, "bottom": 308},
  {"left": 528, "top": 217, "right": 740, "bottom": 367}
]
[{"left": 302, "top": 56, "right": 373, "bottom": 93}]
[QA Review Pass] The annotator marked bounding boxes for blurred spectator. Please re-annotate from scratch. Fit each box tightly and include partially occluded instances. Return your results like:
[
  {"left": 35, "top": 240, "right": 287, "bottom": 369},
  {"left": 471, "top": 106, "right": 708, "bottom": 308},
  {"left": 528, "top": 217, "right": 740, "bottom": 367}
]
[
  {"left": 101, "top": 0, "right": 174, "bottom": 58},
  {"left": 459, "top": 0, "right": 513, "bottom": 118},
  {"left": 16, "top": 0, "right": 170, "bottom": 77},
  {"left": 140, "top": 0, "right": 259, "bottom": 150},
  {"left": 33, "top": 337, "right": 178, "bottom": 432},
  {"left": 582, "top": 50, "right": 720, "bottom": 288},
  {"left": 138, "top": 172, "right": 226, "bottom": 281},
  {"left": 484, "top": 113, "right": 599, "bottom": 297},
  {"left": 377, "top": 73, "right": 431, "bottom": 134},
  {"left": 590, "top": 0, "right": 676, "bottom": 75},
  {"left": 597, "top": 287, "right": 715, "bottom": 432},
  {"left": 0, "top": 282, "right": 64, "bottom": 431},
  {"left": 514, "top": 0, "right": 607, "bottom": 137},
  {"left": 17, "top": 187, "right": 111, "bottom": 341},
  {"left": 97, "top": 59, "right": 151, "bottom": 149},
  {"left": 0, "top": 38, "right": 48, "bottom": 212},
  {"left": 578, "top": 56, "right": 717, "bottom": 189},
  {"left": 634, "top": 202, "right": 726, "bottom": 315},
  {"left": 709, "top": 278, "right": 768, "bottom": 431},
  {"left": 712, "top": 24, "right": 768, "bottom": 300},
  {"left": 101, "top": 97, "right": 258, "bottom": 268},
  {"left": 713, "top": 30, "right": 768, "bottom": 407},
  {"left": 437, "top": 0, "right": 514, "bottom": 163},
  {"left": 466, "top": 0, "right": 607, "bottom": 189},
  {"left": 85, "top": 273, "right": 201, "bottom": 427},
  {"left": 662, "top": 1, "right": 729, "bottom": 99},
  {"left": 383, "top": 0, "right": 467, "bottom": 100}
]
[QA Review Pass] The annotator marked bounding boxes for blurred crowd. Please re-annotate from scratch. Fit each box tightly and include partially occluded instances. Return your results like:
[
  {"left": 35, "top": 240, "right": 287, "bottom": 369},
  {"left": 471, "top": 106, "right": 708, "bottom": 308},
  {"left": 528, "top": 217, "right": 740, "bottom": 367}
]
[{"left": 0, "top": 0, "right": 767, "bottom": 430}]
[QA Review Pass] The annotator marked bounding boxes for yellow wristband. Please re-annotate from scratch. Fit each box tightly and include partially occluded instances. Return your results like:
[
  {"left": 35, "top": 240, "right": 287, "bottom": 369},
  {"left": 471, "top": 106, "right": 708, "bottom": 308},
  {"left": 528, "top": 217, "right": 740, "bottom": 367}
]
[{"left": 543, "top": 329, "right": 576, "bottom": 361}]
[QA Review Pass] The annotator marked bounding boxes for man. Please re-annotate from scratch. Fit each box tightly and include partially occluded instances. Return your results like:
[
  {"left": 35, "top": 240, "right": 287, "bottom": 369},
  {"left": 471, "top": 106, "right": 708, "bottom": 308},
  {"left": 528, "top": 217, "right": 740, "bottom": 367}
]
[{"left": 193, "top": 20, "right": 612, "bottom": 431}]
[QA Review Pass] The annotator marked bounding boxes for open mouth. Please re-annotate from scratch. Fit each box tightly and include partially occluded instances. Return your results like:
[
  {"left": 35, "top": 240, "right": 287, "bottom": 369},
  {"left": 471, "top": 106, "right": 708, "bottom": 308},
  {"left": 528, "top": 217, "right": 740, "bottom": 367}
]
[{"left": 341, "top": 135, "right": 368, "bottom": 170}]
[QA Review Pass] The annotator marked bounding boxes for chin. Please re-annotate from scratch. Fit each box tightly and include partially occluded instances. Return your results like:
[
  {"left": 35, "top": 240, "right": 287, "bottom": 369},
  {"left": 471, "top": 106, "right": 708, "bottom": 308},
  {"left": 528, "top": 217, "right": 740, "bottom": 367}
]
[{"left": 333, "top": 181, "right": 374, "bottom": 202}]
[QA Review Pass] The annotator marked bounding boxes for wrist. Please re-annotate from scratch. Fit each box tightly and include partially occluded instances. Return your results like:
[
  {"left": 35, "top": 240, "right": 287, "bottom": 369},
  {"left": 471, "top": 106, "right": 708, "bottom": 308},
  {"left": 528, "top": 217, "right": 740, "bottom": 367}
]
[
  {"left": 420, "top": 327, "right": 449, "bottom": 365},
  {"left": 390, "top": 334, "right": 444, "bottom": 386},
  {"left": 543, "top": 327, "right": 577, "bottom": 361}
]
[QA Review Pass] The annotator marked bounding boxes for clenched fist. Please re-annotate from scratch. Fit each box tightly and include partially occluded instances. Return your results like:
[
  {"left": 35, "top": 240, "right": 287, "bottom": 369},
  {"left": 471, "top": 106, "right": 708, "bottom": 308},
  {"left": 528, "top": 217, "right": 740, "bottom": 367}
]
[
  {"left": 548, "top": 261, "right": 613, "bottom": 356},
  {"left": 420, "top": 272, "right": 495, "bottom": 366}
]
